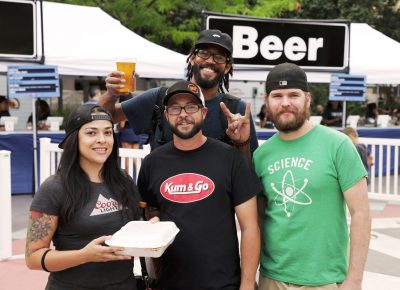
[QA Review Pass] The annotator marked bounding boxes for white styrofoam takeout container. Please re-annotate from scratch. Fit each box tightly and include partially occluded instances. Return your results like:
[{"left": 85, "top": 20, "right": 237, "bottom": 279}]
[{"left": 105, "top": 221, "right": 180, "bottom": 258}]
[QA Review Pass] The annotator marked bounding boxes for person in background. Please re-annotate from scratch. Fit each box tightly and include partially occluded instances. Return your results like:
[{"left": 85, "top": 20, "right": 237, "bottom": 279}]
[
  {"left": 0, "top": 95, "right": 11, "bottom": 118},
  {"left": 343, "top": 127, "right": 374, "bottom": 182},
  {"left": 100, "top": 29, "right": 258, "bottom": 160},
  {"left": 118, "top": 94, "right": 142, "bottom": 174},
  {"left": 315, "top": 104, "right": 324, "bottom": 117},
  {"left": 393, "top": 106, "right": 400, "bottom": 126},
  {"left": 139, "top": 80, "right": 261, "bottom": 290},
  {"left": 257, "top": 104, "right": 273, "bottom": 129},
  {"left": 323, "top": 100, "right": 343, "bottom": 127},
  {"left": 118, "top": 94, "right": 141, "bottom": 150},
  {"left": 254, "top": 63, "right": 371, "bottom": 290},
  {"left": 365, "top": 102, "right": 378, "bottom": 126},
  {"left": 0, "top": 95, "right": 11, "bottom": 131},
  {"left": 86, "top": 87, "right": 102, "bottom": 104},
  {"left": 25, "top": 104, "right": 142, "bottom": 290},
  {"left": 27, "top": 99, "right": 51, "bottom": 130}
]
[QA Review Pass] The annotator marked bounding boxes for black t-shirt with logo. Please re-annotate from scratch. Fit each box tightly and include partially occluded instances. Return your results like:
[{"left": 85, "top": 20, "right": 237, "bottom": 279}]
[
  {"left": 138, "top": 138, "right": 262, "bottom": 290},
  {"left": 30, "top": 175, "right": 135, "bottom": 289}
]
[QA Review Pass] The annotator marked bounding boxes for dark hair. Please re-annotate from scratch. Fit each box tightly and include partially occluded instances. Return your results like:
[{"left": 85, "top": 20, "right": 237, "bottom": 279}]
[
  {"left": 27, "top": 100, "right": 51, "bottom": 123},
  {"left": 257, "top": 104, "right": 267, "bottom": 119},
  {"left": 57, "top": 106, "right": 140, "bottom": 226},
  {"left": 185, "top": 47, "right": 233, "bottom": 93},
  {"left": 326, "top": 101, "right": 342, "bottom": 110},
  {"left": 366, "top": 103, "right": 378, "bottom": 119}
]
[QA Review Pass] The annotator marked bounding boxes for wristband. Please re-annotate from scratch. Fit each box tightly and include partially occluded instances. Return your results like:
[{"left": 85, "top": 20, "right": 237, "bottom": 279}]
[
  {"left": 233, "top": 137, "right": 250, "bottom": 147},
  {"left": 41, "top": 249, "right": 52, "bottom": 272}
]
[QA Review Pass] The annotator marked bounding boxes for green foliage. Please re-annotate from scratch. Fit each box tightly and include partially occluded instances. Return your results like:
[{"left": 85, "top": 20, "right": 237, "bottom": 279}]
[
  {"left": 48, "top": 0, "right": 399, "bottom": 52},
  {"left": 309, "top": 83, "right": 329, "bottom": 110},
  {"left": 285, "top": 0, "right": 400, "bottom": 42},
  {"left": 47, "top": 0, "right": 297, "bottom": 53}
]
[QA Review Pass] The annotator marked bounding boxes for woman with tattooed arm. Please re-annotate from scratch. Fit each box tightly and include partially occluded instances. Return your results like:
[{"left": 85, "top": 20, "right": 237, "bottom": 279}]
[{"left": 25, "top": 104, "right": 141, "bottom": 290}]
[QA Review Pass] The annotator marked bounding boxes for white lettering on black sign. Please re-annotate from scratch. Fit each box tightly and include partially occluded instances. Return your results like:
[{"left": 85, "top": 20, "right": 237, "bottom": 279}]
[
  {"left": 233, "top": 26, "right": 324, "bottom": 61},
  {"left": 206, "top": 15, "right": 349, "bottom": 71}
]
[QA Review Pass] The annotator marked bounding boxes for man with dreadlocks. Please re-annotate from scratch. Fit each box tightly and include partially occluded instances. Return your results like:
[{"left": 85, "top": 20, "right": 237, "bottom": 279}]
[{"left": 100, "top": 29, "right": 258, "bottom": 157}]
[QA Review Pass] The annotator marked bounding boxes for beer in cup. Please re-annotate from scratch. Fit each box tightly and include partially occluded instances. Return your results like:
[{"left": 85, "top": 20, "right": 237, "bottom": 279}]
[{"left": 116, "top": 58, "right": 136, "bottom": 93}]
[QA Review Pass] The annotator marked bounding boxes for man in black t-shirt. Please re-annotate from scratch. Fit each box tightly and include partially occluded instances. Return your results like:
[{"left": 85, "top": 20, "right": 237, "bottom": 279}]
[{"left": 138, "top": 80, "right": 261, "bottom": 290}]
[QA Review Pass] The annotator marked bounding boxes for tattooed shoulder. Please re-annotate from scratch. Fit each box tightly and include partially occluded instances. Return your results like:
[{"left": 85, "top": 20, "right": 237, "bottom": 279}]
[{"left": 27, "top": 211, "right": 54, "bottom": 243}]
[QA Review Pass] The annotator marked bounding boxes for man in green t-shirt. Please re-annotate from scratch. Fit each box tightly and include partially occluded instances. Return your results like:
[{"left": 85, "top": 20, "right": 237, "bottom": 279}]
[{"left": 253, "top": 63, "right": 371, "bottom": 290}]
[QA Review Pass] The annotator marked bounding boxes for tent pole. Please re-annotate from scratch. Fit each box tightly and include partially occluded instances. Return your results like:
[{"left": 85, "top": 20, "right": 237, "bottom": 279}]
[
  {"left": 39, "top": 0, "right": 45, "bottom": 64},
  {"left": 32, "top": 98, "right": 38, "bottom": 196},
  {"left": 342, "top": 100, "right": 347, "bottom": 128}
]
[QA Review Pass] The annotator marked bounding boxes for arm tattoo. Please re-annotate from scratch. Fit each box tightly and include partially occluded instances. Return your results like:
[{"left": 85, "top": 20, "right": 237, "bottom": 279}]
[{"left": 26, "top": 211, "right": 53, "bottom": 257}]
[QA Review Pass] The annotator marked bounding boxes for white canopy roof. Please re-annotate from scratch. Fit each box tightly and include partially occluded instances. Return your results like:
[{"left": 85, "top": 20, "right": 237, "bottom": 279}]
[
  {"left": 232, "top": 23, "right": 400, "bottom": 84},
  {"left": 0, "top": 1, "right": 187, "bottom": 79}
]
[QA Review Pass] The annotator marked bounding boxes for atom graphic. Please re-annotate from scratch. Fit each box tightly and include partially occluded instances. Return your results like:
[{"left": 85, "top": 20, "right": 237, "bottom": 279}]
[{"left": 270, "top": 170, "right": 311, "bottom": 217}]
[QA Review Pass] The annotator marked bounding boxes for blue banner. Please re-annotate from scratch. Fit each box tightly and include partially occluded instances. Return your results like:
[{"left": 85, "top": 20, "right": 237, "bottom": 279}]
[
  {"left": 7, "top": 65, "right": 60, "bottom": 98},
  {"left": 329, "top": 73, "right": 366, "bottom": 101}
]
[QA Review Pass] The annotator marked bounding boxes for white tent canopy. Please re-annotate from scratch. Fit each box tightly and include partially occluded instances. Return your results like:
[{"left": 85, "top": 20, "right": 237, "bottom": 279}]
[
  {"left": 0, "top": 1, "right": 187, "bottom": 79},
  {"left": 231, "top": 23, "right": 400, "bottom": 84}
]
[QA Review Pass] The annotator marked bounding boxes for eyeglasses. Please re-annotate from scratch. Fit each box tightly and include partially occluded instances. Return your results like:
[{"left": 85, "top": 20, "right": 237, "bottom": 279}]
[
  {"left": 195, "top": 49, "right": 229, "bottom": 64},
  {"left": 166, "top": 104, "right": 203, "bottom": 115}
]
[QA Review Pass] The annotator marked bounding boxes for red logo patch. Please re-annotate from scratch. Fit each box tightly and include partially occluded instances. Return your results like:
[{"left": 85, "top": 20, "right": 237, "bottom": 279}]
[
  {"left": 188, "top": 83, "right": 199, "bottom": 94},
  {"left": 160, "top": 173, "right": 215, "bottom": 203}
]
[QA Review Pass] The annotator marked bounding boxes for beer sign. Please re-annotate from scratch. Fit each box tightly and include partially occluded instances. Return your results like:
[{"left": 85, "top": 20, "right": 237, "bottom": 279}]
[{"left": 205, "top": 13, "right": 350, "bottom": 72}]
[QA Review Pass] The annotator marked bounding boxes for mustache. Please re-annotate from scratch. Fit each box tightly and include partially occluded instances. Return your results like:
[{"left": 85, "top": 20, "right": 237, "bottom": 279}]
[
  {"left": 198, "top": 63, "right": 218, "bottom": 72},
  {"left": 277, "top": 108, "right": 297, "bottom": 116},
  {"left": 177, "top": 117, "right": 194, "bottom": 125}
]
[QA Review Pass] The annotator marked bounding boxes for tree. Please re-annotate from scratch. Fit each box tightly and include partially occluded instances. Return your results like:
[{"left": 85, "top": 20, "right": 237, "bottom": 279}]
[
  {"left": 285, "top": 0, "right": 400, "bottom": 42},
  {"left": 48, "top": 0, "right": 297, "bottom": 53},
  {"left": 282, "top": 1, "right": 400, "bottom": 113}
]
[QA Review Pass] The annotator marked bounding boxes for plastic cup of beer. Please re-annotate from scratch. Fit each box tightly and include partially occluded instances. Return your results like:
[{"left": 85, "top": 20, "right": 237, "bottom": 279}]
[{"left": 116, "top": 58, "right": 137, "bottom": 93}]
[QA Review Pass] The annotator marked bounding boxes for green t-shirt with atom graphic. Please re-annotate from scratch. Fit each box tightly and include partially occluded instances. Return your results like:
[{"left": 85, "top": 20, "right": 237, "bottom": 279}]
[{"left": 253, "top": 125, "right": 367, "bottom": 286}]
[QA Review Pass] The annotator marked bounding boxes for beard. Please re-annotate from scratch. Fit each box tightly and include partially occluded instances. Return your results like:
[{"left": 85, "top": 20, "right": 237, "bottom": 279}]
[
  {"left": 192, "top": 63, "right": 224, "bottom": 89},
  {"left": 268, "top": 102, "right": 310, "bottom": 133},
  {"left": 169, "top": 117, "right": 203, "bottom": 139}
]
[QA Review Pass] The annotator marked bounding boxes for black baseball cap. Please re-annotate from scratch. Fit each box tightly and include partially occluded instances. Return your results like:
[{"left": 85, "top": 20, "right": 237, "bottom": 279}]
[
  {"left": 195, "top": 29, "right": 233, "bottom": 55},
  {"left": 59, "top": 104, "right": 113, "bottom": 149},
  {"left": 163, "top": 80, "right": 205, "bottom": 106},
  {"left": 265, "top": 63, "right": 309, "bottom": 94}
]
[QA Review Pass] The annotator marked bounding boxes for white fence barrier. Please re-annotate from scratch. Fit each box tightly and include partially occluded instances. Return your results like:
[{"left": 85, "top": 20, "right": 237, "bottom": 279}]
[
  {"left": 119, "top": 146, "right": 151, "bottom": 181},
  {"left": 40, "top": 138, "right": 63, "bottom": 185},
  {"left": 0, "top": 150, "right": 12, "bottom": 260},
  {"left": 39, "top": 138, "right": 151, "bottom": 184},
  {"left": 360, "top": 137, "right": 400, "bottom": 201}
]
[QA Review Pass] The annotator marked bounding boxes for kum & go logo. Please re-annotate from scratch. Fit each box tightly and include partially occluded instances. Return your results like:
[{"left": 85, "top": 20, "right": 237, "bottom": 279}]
[{"left": 160, "top": 173, "right": 215, "bottom": 203}]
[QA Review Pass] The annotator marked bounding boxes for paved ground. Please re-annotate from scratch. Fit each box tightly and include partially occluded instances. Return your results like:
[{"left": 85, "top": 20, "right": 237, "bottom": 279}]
[{"left": 1, "top": 195, "right": 399, "bottom": 290}]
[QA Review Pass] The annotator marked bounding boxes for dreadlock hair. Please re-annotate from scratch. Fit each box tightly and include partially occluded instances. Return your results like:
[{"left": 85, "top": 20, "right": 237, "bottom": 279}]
[
  {"left": 185, "top": 46, "right": 234, "bottom": 93},
  {"left": 56, "top": 106, "right": 140, "bottom": 227}
]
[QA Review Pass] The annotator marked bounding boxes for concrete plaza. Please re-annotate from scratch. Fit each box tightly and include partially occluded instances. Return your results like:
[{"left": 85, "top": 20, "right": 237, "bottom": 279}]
[{"left": 1, "top": 195, "right": 399, "bottom": 290}]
